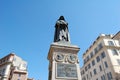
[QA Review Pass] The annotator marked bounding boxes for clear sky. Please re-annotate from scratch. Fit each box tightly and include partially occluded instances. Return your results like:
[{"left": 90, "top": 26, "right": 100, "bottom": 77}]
[{"left": 0, "top": 0, "right": 120, "bottom": 80}]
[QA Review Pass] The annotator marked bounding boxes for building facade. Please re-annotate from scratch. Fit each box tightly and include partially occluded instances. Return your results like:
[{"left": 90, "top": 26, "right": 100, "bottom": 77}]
[
  {"left": 81, "top": 31, "right": 120, "bottom": 80},
  {"left": 0, "top": 53, "right": 28, "bottom": 80}
]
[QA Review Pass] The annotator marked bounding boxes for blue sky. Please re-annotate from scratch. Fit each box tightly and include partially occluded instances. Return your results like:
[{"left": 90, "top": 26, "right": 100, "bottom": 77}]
[{"left": 0, "top": 0, "right": 120, "bottom": 80}]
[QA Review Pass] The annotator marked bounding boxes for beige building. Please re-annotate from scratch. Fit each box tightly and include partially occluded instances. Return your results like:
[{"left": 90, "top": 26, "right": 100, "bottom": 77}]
[
  {"left": 0, "top": 53, "right": 28, "bottom": 80},
  {"left": 81, "top": 31, "right": 120, "bottom": 80}
]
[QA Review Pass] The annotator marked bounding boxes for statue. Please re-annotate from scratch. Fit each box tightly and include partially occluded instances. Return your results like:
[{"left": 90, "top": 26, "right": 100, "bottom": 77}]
[{"left": 54, "top": 16, "right": 70, "bottom": 42}]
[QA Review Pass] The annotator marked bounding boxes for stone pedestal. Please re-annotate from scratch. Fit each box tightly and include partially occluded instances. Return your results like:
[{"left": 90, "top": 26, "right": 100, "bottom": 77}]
[{"left": 48, "top": 42, "right": 81, "bottom": 80}]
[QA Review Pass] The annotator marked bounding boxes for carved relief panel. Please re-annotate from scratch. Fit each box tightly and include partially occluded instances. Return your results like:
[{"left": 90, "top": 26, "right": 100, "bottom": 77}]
[{"left": 54, "top": 52, "right": 78, "bottom": 64}]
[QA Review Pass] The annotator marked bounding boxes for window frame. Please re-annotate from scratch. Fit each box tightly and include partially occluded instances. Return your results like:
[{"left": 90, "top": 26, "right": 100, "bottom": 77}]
[
  {"left": 92, "top": 60, "right": 95, "bottom": 66},
  {"left": 96, "top": 56, "right": 100, "bottom": 62},
  {"left": 93, "top": 69, "right": 97, "bottom": 75},
  {"left": 104, "top": 61, "right": 108, "bottom": 68},
  {"left": 108, "top": 41, "right": 114, "bottom": 46},
  {"left": 111, "top": 49, "right": 118, "bottom": 55},
  {"left": 101, "top": 51, "right": 106, "bottom": 59}
]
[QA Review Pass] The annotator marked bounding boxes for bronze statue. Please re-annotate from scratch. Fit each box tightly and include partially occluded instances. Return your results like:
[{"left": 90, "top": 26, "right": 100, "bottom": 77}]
[{"left": 54, "top": 16, "right": 70, "bottom": 42}]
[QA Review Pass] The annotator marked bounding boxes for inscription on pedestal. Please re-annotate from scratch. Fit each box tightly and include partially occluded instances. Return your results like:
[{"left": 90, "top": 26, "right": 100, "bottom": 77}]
[{"left": 56, "top": 63, "right": 78, "bottom": 79}]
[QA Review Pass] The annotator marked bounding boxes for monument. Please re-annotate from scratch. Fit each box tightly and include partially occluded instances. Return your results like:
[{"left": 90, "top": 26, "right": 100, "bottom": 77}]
[{"left": 47, "top": 16, "right": 81, "bottom": 80}]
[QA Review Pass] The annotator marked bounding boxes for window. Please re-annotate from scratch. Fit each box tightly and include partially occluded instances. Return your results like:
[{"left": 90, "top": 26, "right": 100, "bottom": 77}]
[
  {"left": 18, "top": 74, "right": 21, "bottom": 77},
  {"left": 83, "top": 70, "right": 85, "bottom": 74},
  {"left": 107, "top": 72, "right": 112, "bottom": 80},
  {"left": 101, "top": 75, "right": 105, "bottom": 80},
  {"left": 101, "top": 51, "right": 106, "bottom": 58},
  {"left": 86, "top": 56, "right": 89, "bottom": 62},
  {"left": 119, "top": 49, "right": 120, "bottom": 54},
  {"left": 81, "top": 70, "right": 85, "bottom": 75},
  {"left": 82, "top": 76, "right": 86, "bottom": 80},
  {"left": 108, "top": 41, "right": 114, "bottom": 46},
  {"left": 117, "top": 59, "right": 120, "bottom": 65},
  {"left": 90, "top": 72, "right": 92, "bottom": 77},
  {"left": 119, "top": 39, "right": 120, "bottom": 46},
  {"left": 94, "top": 47, "right": 98, "bottom": 54},
  {"left": 93, "top": 69, "right": 97, "bottom": 75},
  {"left": 104, "top": 61, "right": 108, "bottom": 68},
  {"left": 96, "top": 56, "right": 100, "bottom": 62},
  {"left": 90, "top": 52, "right": 94, "bottom": 58},
  {"left": 84, "top": 59, "right": 86, "bottom": 64},
  {"left": 99, "top": 65, "right": 102, "bottom": 71},
  {"left": 81, "top": 71, "right": 82, "bottom": 75},
  {"left": 86, "top": 74, "right": 88, "bottom": 79},
  {"left": 14, "top": 57, "right": 16, "bottom": 61},
  {"left": 101, "top": 76, "right": 103, "bottom": 80},
  {"left": 103, "top": 75, "right": 105, "bottom": 80},
  {"left": 85, "top": 66, "right": 87, "bottom": 71},
  {"left": 0, "top": 70, "right": 2, "bottom": 75},
  {"left": 109, "top": 72, "right": 112, "bottom": 79},
  {"left": 88, "top": 63, "right": 91, "bottom": 69},
  {"left": 2, "top": 69, "right": 5, "bottom": 74},
  {"left": 111, "top": 49, "right": 118, "bottom": 55},
  {"left": 92, "top": 60, "right": 95, "bottom": 66},
  {"left": 2, "top": 59, "right": 5, "bottom": 63},
  {"left": 98, "top": 43, "right": 103, "bottom": 50}
]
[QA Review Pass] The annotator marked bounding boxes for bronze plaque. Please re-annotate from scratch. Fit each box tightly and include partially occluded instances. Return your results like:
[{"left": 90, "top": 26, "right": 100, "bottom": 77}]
[{"left": 56, "top": 63, "right": 78, "bottom": 78}]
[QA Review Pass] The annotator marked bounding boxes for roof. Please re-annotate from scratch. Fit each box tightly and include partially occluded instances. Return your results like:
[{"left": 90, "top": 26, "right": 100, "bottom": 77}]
[{"left": 112, "top": 31, "right": 120, "bottom": 39}]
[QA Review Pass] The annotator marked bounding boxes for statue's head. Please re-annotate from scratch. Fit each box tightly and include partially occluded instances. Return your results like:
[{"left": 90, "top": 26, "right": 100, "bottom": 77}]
[
  {"left": 56, "top": 16, "right": 68, "bottom": 26},
  {"left": 59, "top": 16, "right": 65, "bottom": 21}
]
